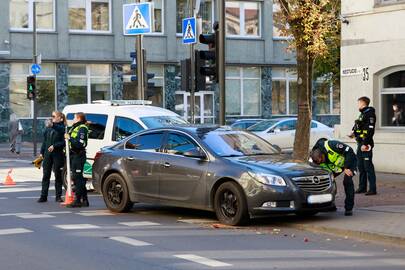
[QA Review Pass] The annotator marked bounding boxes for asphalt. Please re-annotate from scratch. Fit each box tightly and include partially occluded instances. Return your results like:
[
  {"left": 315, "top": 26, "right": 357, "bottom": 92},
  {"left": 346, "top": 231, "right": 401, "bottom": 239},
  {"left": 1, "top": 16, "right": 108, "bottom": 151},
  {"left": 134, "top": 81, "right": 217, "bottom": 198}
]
[{"left": 1, "top": 174, "right": 405, "bottom": 269}]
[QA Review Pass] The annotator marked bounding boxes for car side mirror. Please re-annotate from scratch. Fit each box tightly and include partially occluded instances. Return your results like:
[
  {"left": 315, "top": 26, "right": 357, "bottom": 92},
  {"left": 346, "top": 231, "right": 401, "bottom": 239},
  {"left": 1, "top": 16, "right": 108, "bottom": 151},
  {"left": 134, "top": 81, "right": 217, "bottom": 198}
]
[{"left": 183, "top": 149, "right": 206, "bottom": 159}]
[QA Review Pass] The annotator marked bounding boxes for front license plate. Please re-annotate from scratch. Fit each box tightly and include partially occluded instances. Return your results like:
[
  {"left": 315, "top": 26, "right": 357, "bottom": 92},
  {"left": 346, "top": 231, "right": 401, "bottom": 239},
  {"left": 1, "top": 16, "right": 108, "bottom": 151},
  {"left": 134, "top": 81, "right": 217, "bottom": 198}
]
[{"left": 307, "top": 194, "right": 333, "bottom": 204}]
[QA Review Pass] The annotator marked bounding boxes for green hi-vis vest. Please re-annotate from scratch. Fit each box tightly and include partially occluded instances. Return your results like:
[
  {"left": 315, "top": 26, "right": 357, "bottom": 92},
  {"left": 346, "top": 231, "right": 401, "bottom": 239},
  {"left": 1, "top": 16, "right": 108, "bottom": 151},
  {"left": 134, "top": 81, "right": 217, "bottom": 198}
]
[
  {"left": 69, "top": 124, "right": 89, "bottom": 148},
  {"left": 320, "top": 141, "right": 345, "bottom": 174}
]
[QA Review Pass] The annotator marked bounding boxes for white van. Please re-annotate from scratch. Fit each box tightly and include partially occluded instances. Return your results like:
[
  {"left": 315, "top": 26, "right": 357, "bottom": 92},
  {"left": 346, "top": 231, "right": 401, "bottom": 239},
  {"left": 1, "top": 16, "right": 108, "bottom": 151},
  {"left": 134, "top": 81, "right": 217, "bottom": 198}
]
[{"left": 62, "top": 100, "right": 188, "bottom": 187}]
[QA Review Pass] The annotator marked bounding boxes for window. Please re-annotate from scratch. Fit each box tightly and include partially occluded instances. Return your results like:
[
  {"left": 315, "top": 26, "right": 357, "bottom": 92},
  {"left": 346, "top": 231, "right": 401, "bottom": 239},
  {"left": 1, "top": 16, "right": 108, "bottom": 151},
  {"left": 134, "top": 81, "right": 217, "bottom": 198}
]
[
  {"left": 123, "top": 64, "right": 164, "bottom": 106},
  {"left": 272, "top": 68, "right": 296, "bottom": 115},
  {"left": 67, "top": 64, "right": 111, "bottom": 105},
  {"left": 381, "top": 70, "right": 405, "bottom": 127},
  {"left": 141, "top": 0, "right": 164, "bottom": 33},
  {"left": 125, "top": 132, "right": 164, "bottom": 151},
  {"left": 226, "top": 67, "right": 261, "bottom": 116},
  {"left": 314, "top": 80, "right": 340, "bottom": 115},
  {"left": 9, "top": 63, "right": 56, "bottom": 118},
  {"left": 113, "top": 117, "right": 144, "bottom": 141},
  {"left": 10, "top": 0, "right": 54, "bottom": 31},
  {"left": 166, "top": 133, "right": 198, "bottom": 156},
  {"left": 276, "top": 120, "right": 296, "bottom": 131},
  {"left": 86, "top": 114, "right": 108, "bottom": 140},
  {"left": 226, "top": 1, "right": 260, "bottom": 37},
  {"left": 376, "top": 0, "right": 405, "bottom": 5},
  {"left": 176, "top": 0, "right": 213, "bottom": 34},
  {"left": 69, "top": 0, "right": 111, "bottom": 32}
]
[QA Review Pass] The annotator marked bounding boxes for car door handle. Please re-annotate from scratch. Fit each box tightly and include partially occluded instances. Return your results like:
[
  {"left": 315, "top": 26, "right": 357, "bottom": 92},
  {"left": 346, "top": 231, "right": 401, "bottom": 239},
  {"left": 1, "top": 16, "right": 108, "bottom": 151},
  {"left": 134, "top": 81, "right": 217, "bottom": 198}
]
[
  {"left": 127, "top": 156, "right": 135, "bottom": 161},
  {"left": 162, "top": 162, "right": 171, "bottom": 168}
]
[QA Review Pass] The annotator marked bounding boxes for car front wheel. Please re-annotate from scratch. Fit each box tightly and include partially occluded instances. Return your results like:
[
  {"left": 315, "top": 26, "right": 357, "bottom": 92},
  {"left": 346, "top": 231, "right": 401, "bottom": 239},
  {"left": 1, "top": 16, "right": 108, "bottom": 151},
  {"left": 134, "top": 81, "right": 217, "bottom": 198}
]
[
  {"left": 214, "top": 181, "right": 249, "bottom": 226},
  {"left": 102, "top": 173, "right": 133, "bottom": 213}
]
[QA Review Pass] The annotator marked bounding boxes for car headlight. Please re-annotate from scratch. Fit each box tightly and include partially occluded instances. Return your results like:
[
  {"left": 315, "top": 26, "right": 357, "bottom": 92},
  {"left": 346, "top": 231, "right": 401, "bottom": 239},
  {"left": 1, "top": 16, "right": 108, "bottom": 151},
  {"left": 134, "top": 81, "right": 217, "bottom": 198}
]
[{"left": 248, "top": 171, "right": 286, "bottom": 187}]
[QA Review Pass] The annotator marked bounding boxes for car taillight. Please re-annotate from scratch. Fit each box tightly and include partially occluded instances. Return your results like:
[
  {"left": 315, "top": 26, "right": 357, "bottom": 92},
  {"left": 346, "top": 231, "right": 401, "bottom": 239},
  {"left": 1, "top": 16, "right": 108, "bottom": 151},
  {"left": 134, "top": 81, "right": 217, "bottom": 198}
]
[{"left": 94, "top": 151, "right": 103, "bottom": 161}]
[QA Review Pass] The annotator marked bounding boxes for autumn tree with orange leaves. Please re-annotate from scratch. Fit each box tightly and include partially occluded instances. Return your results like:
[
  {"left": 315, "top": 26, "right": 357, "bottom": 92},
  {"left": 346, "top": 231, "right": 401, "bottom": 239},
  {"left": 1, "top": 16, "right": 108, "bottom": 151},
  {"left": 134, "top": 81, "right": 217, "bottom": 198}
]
[{"left": 275, "top": 0, "right": 340, "bottom": 160}]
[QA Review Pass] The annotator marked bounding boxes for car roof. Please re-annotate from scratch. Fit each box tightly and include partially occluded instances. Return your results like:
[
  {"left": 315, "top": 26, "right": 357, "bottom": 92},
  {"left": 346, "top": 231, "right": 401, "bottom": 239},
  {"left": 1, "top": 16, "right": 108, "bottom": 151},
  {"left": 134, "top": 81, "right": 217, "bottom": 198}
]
[
  {"left": 138, "top": 125, "right": 233, "bottom": 135},
  {"left": 233, "top": 119, "right": 264, "bottom": 123},
  {"left": 63, "top": 103, "right": 178, "bottom": 117}
]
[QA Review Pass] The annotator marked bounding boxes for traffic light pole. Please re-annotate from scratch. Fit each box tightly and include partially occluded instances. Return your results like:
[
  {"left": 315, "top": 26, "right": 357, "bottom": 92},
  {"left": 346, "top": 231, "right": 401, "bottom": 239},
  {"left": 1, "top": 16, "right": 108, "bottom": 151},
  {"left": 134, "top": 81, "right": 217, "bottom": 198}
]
[
  {"left": 135, "top": 0, "right": 145, "bottom": 100},
  {"left": 32, "top": 0, "right": 38, "bottom": 156},
  {"left": 218, "top": 0, "right": 226, "bottom": 125},
  {"left": 189, "top": 0, "right": 196, "bottom": 124}
]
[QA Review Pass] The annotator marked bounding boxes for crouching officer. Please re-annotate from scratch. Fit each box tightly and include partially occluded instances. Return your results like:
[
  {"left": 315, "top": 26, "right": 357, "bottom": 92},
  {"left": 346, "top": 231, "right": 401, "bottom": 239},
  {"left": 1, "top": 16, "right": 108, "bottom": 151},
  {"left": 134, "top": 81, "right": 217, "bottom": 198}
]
[
  {"left": 65, "top": 112, "right": 89, "bottom": 208},
  {"left": 350, "top": 96, "right": 377, "bottom": 195},
  {"left": 310, "top": 138, "right": 357, "bottom": 216}
]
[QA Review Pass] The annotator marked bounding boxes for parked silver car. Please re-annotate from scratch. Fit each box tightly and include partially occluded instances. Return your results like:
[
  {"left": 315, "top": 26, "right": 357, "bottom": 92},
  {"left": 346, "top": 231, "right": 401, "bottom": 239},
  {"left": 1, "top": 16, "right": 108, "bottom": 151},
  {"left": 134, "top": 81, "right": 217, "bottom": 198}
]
[{"left": 92, "top": 126, "right": 337, "bottom": 225}]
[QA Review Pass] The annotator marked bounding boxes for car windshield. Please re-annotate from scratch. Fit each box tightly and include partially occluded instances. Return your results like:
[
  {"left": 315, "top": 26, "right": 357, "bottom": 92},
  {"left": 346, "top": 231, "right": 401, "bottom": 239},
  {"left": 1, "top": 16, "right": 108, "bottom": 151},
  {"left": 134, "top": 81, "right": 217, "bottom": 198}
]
[
  {"left": 200, "top": 131, "right": 278, "bottom": 157},
  {"left": 248, "top": 120, "right": 279, "bottom": 132},
  {"left": 140, "top": 116, "right": 188, "bottom": 129}
]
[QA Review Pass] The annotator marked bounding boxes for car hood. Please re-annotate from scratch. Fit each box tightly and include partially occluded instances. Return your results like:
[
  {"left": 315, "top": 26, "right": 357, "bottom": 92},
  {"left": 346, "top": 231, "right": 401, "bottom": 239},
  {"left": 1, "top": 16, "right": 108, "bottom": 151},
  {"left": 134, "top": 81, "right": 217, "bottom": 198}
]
[{"left": 226, "top": 154, "right": 328, "bottom": 178}]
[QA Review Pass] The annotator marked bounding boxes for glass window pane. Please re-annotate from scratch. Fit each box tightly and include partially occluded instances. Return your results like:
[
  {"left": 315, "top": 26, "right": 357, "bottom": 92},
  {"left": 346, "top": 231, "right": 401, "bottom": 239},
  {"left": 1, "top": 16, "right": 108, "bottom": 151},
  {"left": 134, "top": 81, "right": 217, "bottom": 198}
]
[
  {"left": 90, "top": 64, "right": 110, "bottom": 76},
  {"left": 175, "top": 94, "right": 185, "bottom": 116},
  {"left": 36, "top": 79, "right": 55, "bottom": 117},
  {"left": 226, "top": 2, "right": 240, "bottom": 35},
  {"left": 199, "top": 0, "right": 212, "bottom": 34},
  {"left": 381, "top": 94, "right": 405, "bottom": 127},
  {"left": 243, "top": 79, "right": 260, "bottom": 115},
  {"left": 92, "top": 1, "right": 109, "bottom": 31},
  {"left": 244, "top": 2, "right": 259, "bottom": 36},
  {"left": 166, "top": 133, "right": 198, "bottom": 156},
  {"left": 11, "top": 63, "right": 30, "bottom": 76},
  {"left": 272, "top": 68, "right": 286, "bottom": 78},
  {"left": 67, "top": 77, "right": 87, "bottom": 105},
  {"left": 142, "top": 0, "right": 162, "bottom": 32},
  {"left": 86, "top": 113, "right": 108, "bottom": 139},
  {"left": 289, "top": 81, "right": 298, "bottom": 114},
  {"left": 136, "top": 132, "right": 164, "bottom": 151},
  {"left": 272, "top": 0, "right": 283, "bottom": 37},
  {"left": 383, "top": 71, "right": 405, "bottom": 88},
  {"left": 10, "top": 78, "right": 30, "bottom": 118},
  {"left": 91, "top": 79, "right": 110, "bottom": 102},
  {"left": 69, "top": 0, "right": 86, "bottom": 30},
  {"left": 333, "top": 85, "right": 340, "bottom": 114},
  {"left": 272, "top": 80, "right": 286, "bottom": 114},
  {"left": 204, "top": 94, "right": 213, "bottom": 116},
  {"left": 243, "top": 67, "right": 260, "bottom": 78},
  {"left": 113, "top": 117, "right": 144, "bottom": 141},
  {"left": 69, "top": 64, "right": 87, "bottom": 75},
  {"left": 226, "top": 66, "right": 240, "bottom": 77},
  {"left": 37, "top": 0, "right": 54, "bottom": 29},
  {"left": 226, "top": 79, "right": 241, "bottom": 115},
  {"left": 315, "top": 82, "right": 330, "bottom": 115},
  {"left": 176, "top": 0, "right": 187, "bottom": 33},
  {"left": 10, "top": 0, "right": 29, "bottom": 29},
  {"left": 38, "top": 63, "right": 55, "bottom": 76}
]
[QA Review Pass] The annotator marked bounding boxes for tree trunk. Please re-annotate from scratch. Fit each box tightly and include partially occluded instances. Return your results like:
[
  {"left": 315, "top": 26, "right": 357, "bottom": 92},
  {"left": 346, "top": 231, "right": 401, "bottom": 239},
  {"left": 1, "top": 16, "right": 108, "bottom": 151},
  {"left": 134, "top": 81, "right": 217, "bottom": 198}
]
[{"left": 293, "top": 46, "right": 313, "bottom": 160}]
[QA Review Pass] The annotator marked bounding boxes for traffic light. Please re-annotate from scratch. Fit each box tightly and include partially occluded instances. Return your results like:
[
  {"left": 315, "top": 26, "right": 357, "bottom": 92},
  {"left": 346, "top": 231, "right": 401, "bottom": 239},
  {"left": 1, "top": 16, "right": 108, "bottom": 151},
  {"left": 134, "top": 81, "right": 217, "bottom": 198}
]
[
  {"left": 198, "top": 22, "right": 219, "bottom": 82},
  {"left": 130, "top": 51, "right": 138, "bottom": 82},
  {"left": 27, "top": 75, "right": 36, "bottom": 100},
  {"left": 180, "top": 58, "right": 191, "bottom": 92}
]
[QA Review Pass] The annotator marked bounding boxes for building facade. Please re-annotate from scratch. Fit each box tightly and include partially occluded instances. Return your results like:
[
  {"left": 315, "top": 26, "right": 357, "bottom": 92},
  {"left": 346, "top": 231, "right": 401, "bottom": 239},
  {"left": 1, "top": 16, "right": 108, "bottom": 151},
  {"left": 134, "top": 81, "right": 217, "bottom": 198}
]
[
  {"left": 338, "top": 0, "right": 405, "bottom": 173},
  {"left": 0, "top": 0, "right": 340, "bottom": 142}
]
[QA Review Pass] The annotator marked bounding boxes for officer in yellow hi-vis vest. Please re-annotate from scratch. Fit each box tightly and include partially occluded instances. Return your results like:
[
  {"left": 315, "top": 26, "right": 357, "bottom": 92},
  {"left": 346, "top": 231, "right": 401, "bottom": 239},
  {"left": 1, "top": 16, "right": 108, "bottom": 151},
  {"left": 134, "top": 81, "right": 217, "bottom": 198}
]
[
  {"left": 310, "top": 138, "right": 357, "bottom": 216},
  {"left": 65, "top": 112, "right": 89, "bottom": 208}
]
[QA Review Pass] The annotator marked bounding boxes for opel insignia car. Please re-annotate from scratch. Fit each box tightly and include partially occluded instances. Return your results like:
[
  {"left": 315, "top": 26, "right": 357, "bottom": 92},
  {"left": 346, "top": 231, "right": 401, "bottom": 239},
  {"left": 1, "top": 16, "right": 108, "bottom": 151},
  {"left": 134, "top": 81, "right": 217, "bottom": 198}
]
[{"left": 92, "top": 126, "right": 336, "bottom": 226}]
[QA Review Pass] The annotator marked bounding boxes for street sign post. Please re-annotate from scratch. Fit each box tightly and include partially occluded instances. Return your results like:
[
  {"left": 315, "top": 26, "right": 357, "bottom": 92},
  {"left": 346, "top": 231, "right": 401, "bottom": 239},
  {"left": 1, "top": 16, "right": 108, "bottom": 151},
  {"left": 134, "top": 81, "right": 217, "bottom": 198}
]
[
  {"left": 182, "top": 17, "right": 197, "bottom": 44},
  {"left": 31, "top": 64, "right": 41, "bottom": 75},
  {"left": 123, "top": 3, "right": 152, "bottom": 36}
]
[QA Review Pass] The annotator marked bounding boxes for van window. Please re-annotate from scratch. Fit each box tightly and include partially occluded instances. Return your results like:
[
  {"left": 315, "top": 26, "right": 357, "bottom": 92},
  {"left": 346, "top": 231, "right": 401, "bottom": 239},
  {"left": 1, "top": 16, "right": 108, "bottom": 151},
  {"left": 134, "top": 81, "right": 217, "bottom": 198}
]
[
  {"left": 86, "top": 114, "right": 108, "bottom": 140},
  {"left": 113, "top": 117, "right": 144, "bottom": 141}
]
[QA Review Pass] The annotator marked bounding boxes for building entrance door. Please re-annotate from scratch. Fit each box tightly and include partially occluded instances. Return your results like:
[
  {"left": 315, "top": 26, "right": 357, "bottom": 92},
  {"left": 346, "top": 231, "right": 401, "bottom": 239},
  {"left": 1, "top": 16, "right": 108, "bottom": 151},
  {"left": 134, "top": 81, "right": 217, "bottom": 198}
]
[{"left": 175, "top": 91, "right": 215, "bottom": 124}]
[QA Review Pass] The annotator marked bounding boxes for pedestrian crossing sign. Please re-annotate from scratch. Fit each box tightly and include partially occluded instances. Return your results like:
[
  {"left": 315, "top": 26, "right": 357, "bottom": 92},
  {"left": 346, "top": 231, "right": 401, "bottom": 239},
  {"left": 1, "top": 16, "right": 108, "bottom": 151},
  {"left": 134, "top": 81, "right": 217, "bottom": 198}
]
[
  {"left": 123, "top": 3, "right": 152, "bottom": 35},
  {"left": 182, "top": 17, "right": 197, "bottom": 44}
]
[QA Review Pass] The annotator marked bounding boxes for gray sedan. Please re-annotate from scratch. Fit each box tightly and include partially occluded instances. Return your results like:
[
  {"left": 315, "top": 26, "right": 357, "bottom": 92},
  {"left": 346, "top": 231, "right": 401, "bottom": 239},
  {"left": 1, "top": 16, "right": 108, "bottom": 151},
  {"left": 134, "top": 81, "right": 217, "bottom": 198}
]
[{"left": 92, "top": 126, "right": 336, "bottom": 225}]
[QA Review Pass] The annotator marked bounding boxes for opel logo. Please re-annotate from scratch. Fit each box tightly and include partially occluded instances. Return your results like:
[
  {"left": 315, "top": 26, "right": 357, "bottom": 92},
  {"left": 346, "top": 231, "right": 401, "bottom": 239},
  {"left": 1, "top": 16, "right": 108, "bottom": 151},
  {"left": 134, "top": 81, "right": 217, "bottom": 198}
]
[{"left": 312, "top": 176, "right": 320, "bottom": 184}]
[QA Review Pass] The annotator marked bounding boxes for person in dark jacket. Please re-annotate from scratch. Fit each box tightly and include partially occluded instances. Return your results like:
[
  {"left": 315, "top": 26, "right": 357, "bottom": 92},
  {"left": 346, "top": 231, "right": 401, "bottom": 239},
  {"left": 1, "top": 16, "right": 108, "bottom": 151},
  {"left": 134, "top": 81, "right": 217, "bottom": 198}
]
[
  {"left": 310, "top": 138, "right": 357, "bottom": 216},
  {"left": 65, "top": 112, "right": 89, "bottom": 208},
  {"left": 349, "top": 96, "right": 377, "bottom": 195},
  {"left": 38, "top": 111, "right": 66, "bottom": 203}
]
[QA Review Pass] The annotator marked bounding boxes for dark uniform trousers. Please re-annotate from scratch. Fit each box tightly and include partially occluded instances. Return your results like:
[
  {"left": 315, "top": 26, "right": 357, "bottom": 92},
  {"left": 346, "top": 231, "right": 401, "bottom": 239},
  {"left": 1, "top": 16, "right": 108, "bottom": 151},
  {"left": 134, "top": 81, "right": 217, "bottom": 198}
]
[
  {"left": 71, "top": 152, "right": 87, "bottom": 201},
  {"left": 357, "top": 145, "right": 377, "bottom": 193},
  {"left": 343, "top": 174, "right": 355, "bottom": 211},
  {"left": 41, "top": 152, "right": 64, "bottom": 198}
]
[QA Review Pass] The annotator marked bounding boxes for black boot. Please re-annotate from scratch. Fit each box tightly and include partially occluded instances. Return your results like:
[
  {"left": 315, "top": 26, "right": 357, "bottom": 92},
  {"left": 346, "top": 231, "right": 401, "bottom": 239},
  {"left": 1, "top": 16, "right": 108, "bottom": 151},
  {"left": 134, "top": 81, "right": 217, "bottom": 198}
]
[
  {"left": 37, "top": 196, "right": 47, "bottom": 203},
  {"left": 55, "top": 196, "right": 64, "bottom": 203},
  {"left": 355, "top": 189, "right": 366, "bottom": 194},
  {"left": 82, "top": 198, "right": 89, "bottom": 207},
  {"left": 66, "top": 200, "right": 82, "bottom": 208},
  {"left": 344, "top": 210, "right": 353, "bottom": 216}
]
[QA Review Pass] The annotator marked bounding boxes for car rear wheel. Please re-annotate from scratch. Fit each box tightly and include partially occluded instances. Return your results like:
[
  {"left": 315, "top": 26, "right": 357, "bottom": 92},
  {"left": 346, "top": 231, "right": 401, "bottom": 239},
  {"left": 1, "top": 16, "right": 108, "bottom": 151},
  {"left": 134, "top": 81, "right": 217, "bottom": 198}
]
[
  {"left": 214, "top": 181, "right": 249, "bottom": 226},
  {"left": 102, "top": 173, "right": 133, "bottom": 213}
]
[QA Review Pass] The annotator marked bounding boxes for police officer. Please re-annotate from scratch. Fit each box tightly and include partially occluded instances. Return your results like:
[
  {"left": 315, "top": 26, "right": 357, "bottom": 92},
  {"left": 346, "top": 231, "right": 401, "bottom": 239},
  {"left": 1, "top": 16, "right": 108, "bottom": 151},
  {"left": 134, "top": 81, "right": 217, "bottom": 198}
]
[
  {"left": 310, "top": 138, "right": 357, "bottom": 216},
  {"left": 350, "top": 96, "right": 377, "bottom": 195},
  {"left": 65, "top": 112, "right": 89, "bottom": 208},
  {"left": 37, "top": 111, "right": 66, "bottom": 203}
]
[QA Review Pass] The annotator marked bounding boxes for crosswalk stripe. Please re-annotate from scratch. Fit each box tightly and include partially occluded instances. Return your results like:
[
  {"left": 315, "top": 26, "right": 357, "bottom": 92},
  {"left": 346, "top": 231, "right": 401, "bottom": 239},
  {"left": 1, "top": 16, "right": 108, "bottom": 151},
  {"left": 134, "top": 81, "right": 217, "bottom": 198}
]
[
  {"left": 119, "top": 221, "right": 160, "bottom": 227},
  {"left": 42, "top": 211, "right": 72, "bottom": 215},
  {"left": 0, "top": 197, "right": 7, "bottom": 199},
  {"left": 0, "top": 228, "right": 33, "bottom": 236},
  {"left": 174, "top": 254, "right": 232, "bottom": 267},
  {"left": 0, "top": 187, "right": 53, "bottom": 193},
  {"left": 54, "top": 224, "right": 100, "bottom": 230},
  {"left": 77, "top": 210, "right": 115, "bottom": 217},
  {"left": 16, "top": 214, "right": 55, "bottom": 219},
  {"left": 0, "top": 212, "right": 31, "bottom": 217},
  {"left": 109, "top": 236, "right": 153, "bottom": 247}
]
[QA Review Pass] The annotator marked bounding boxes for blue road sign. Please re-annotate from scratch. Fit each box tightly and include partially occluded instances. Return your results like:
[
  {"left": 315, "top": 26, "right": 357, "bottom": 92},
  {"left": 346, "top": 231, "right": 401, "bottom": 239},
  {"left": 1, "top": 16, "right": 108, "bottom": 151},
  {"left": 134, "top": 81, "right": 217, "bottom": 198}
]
[
  {"left": 31, "top": 64, "right": 41, "bottom": 75},
  {"left": 123, "top": 3, "right": 152, "bottom": 35},
  {"left": 182, "top": 17, "right": 197, "bottom": 45}
]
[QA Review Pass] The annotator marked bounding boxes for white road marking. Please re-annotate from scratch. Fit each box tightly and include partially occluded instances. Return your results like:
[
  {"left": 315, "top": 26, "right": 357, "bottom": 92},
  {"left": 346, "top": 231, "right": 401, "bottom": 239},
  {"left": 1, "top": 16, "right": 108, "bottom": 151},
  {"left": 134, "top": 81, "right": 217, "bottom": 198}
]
[
  {"left": 0, "top": 187, "right": 53, "bottom": 193},
  {"left": 0, "top": 184, "right": 27, "bottom": 188},
  {"left": 54, "top": 224, "right": 100, "bottom": 230},
  {"left": 0, "top": 197, "right": 7, "bottom": 199},
  {"left": 109, "top": 236, "right": 153, "bottom": 247},
  {"left": 17, "top": 196, "right": 40, "bottom": 199},
  {"left": 119, "top": 221, "right": 160, "bottom": 227},
  {"left": 16, "top": 214, "right": 55, "bottom": 219},
  {"left": 0, "top": 228, "right": 33, "bottom": 236},
  {"left": 77, "top": 210, "right": 115, "bottom": 217},
  {"left": 174, "top": 254, "right": 232, "bottom": 267},
  {"left": 0, "top": 212, "right": 31, "bottom": 217},
  {"left": 42, "top": 211, "right": 72, "bottom": 215}
]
